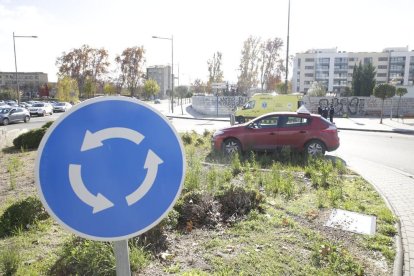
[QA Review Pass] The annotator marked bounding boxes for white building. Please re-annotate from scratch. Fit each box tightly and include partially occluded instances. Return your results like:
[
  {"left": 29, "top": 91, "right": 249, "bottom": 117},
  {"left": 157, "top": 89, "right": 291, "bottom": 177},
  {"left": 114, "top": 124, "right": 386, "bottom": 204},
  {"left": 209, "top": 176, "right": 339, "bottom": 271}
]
[
  {"left": 292, "top": 47, "right": 414, "bottom": 94},
  {"left": 146, "top": 65, "right": 171, "bottom": 99}
]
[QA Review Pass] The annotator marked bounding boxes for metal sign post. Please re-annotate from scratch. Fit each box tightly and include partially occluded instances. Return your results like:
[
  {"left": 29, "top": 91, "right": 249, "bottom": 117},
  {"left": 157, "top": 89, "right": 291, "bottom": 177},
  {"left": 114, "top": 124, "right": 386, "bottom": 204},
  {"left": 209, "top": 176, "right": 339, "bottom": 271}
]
[{"left": 114, "top": 240, "right": 131, "bottom": 276}]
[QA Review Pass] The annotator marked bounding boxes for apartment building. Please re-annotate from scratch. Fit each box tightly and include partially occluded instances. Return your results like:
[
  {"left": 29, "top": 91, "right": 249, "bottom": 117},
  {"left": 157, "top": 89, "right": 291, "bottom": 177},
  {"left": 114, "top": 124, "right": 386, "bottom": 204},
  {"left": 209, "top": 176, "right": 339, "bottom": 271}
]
[
  {"left": 292, "top": 47, "right": 414, "bottom": 93},
  {"left": 146, "top": 65, "right": 171, "bottom": 99},
  {"left": 0, "top": 71, "right": 48, "bottom": 97}
]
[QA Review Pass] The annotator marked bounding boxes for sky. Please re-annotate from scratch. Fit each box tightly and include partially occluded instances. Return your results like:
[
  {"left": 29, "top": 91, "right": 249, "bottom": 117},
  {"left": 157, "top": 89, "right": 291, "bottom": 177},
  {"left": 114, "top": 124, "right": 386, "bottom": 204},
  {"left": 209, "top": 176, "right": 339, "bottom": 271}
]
[{"left": 1, "top": 0, "right": 413, "bottom": 85}]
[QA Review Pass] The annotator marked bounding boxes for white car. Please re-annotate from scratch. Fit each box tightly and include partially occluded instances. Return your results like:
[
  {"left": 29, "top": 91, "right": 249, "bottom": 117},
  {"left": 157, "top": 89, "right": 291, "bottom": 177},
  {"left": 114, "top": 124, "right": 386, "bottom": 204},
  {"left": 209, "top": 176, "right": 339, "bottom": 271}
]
[
  {"left": 53, "top": 102, "right": 72, "bottom": 112},
  {"left": 28, "top": 102, "right": 54, "bottom": 116}
]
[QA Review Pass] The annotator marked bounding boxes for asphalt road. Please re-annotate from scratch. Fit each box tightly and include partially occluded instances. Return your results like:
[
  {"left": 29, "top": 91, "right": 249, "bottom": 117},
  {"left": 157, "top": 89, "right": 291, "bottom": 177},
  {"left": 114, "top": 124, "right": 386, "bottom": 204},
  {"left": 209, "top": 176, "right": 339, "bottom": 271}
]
[{"left": 334, "top": 130, "right": 414, "bottom": 177}]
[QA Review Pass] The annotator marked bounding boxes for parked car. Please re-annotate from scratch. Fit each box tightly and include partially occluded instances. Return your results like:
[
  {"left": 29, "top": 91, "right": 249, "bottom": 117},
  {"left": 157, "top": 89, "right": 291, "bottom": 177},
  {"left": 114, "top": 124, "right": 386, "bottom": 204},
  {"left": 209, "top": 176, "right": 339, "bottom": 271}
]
[
  {"left": 0, "top": 107, "right": 31, "bottom": 126},
  {"left": 154, "top": 99, "right": 161, "bottom": 104},
  {"left": 53, "top": 102, "right": 72, "bottom": 112},
  {"left": 19, "top": 102, "right": 33, "bottom": 108},
  {"left": 6, "top": 100, "right": 18, "bottom": 107},
  {"left": 28, "top": 102, "right": 54, "bottom": 116},
  {"left": 212, "top": 109, "right": 340, "bottom": 156}
]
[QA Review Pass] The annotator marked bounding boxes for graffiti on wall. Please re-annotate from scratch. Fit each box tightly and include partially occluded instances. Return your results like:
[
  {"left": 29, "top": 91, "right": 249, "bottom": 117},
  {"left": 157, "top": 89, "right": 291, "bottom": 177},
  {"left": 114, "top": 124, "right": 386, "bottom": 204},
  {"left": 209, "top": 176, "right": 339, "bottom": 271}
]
[
  {"left": 317, "top": 97, "right": 366, "bottom": 116},
  {"left": 218, "top": 96, "right": 248, "bottom": 109}
]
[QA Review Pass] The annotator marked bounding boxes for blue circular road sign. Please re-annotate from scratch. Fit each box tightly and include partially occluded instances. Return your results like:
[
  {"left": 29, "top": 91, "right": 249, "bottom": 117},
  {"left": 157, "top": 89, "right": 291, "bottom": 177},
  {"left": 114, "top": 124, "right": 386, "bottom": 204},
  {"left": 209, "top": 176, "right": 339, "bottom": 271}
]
[{"left": 35, "top": 97, "right": 186, "bottom": 241}]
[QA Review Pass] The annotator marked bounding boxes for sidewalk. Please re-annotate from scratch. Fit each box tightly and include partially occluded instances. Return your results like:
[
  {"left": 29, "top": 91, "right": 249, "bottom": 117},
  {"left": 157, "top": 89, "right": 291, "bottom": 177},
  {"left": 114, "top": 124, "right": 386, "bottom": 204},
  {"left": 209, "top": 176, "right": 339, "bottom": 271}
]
[{"left": 333, "top": 117, "right": 414, "bottom": 135}]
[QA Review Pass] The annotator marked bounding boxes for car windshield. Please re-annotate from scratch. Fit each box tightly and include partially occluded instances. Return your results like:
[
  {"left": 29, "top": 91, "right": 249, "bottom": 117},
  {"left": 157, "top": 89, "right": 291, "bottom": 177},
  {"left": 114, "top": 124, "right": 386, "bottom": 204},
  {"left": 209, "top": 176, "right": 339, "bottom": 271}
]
[
  {"left": 56, "top": 103, "right": 65, "bottom": 106},
  {"left": 33, "top": 103, "right": 45, "bottom": 107},
  {"left": 0, "top": 108, "right": 11, "bottom": 114}
]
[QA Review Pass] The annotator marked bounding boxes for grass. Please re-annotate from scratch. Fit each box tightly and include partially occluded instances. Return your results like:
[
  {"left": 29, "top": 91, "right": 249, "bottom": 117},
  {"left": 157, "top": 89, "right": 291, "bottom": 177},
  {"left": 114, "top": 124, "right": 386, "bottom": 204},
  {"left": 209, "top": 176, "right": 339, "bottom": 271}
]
[{"left": 0, "top": 130, "right": 397, "bottom": 275}]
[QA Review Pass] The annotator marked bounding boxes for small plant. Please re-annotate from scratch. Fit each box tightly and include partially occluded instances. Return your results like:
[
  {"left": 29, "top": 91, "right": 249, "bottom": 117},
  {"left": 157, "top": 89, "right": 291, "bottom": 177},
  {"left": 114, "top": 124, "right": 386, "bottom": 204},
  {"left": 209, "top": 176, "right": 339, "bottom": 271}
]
[
  {"left": 0, "top": 246, "right": 21, "bottom": 276},
  {"left": 231, "top": 153, "right": 242, "bottom": 175},
  {"left": 262, "top": 164, "right": 296, "bottom": 199},
  {"left": 174, "top": 191, "right": 220, "bottom": 229},
  {"left": 181, "top": 132, "right": 193, "bottom": 145},
  {"left": 0, "top": 196, "right": 49, "bottom": 238},
  {"left": 311, "top": 242, "right": 364, "bottom": 275},
  {"left": 6, "top": 156, "right": 23, "bottom": 189},
  {"left": 50, "top": 237, "right": 116, "bottom": 275},
  {"left": 216, "top": 185, "right": 264, "bottom": 221}
]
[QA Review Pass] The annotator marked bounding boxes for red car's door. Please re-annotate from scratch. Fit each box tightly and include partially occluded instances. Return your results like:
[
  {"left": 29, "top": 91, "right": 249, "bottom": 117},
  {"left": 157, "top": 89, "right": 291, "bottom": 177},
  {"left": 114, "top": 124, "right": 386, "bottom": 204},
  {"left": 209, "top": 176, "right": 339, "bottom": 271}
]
[
  {"left": 242, "top": 115, "right": 281, "bottom": 151},
  {"left": 276, "top": 115, "right": 311, "bottom": 150}
]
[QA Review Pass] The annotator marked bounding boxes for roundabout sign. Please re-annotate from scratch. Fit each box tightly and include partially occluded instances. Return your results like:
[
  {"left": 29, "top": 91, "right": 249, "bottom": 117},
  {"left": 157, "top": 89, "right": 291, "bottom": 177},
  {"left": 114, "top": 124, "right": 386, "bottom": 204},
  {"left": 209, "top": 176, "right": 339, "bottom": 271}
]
[{"left": 35, "top": 96, "right": 185, "bottom": 241}]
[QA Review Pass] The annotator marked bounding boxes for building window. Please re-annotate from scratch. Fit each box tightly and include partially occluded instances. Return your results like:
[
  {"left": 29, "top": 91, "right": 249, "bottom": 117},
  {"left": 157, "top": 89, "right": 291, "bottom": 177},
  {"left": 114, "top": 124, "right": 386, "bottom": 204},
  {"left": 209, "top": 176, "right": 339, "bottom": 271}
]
[
  {"left": 378, "top": 57, "right": 388, "bottom": 62},
  {"left": 378, "top": 65, "right": 387, "bottom": 69},
  {"left": 390, "top": 57, "right": 405, "bottom": 63},
  {"left": 305, "top": 66, "right": 314, "bottom": 70},
  {"left": 364, "top": 57, "right": 372, "bottom": 64},
  {"left": 304, "top": 73, "right": 314, "bottom": 77},
  {"left": 349, "top": 58, "right": 355, "bottom": 62},
  {"left": 377, "top": 73, "right": 387, "bottom": 77},
  {"left": 305, "top": 58, "right": 314, "bottom": 62},
  {"left": 297, "top": 58, "right": 301, "bottom": 67},
  {"left": 317, "top": 58, "right": 330, "bottom": 64}
]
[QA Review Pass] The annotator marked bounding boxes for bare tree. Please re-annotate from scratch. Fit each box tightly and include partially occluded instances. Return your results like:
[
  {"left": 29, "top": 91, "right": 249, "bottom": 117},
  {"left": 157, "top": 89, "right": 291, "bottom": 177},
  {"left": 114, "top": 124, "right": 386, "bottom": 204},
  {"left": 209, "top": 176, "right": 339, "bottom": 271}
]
[
  {"left": 115, "top": 46, "right": 146, "bottom": 97},
  {"left": 56, "top": 45, "right": 109, "bottom": 98},
  {"left": 259, "top": 38, "right": 284, "bottom": 91},
  {"left": 191, "top": 79, "right": 206, "bottom": 95},
  {"left": 237, "top": 36, "right": 261, "bottom": 94},
  {"left": 207, "top": 51, "right": 224, "bottom": 85}
]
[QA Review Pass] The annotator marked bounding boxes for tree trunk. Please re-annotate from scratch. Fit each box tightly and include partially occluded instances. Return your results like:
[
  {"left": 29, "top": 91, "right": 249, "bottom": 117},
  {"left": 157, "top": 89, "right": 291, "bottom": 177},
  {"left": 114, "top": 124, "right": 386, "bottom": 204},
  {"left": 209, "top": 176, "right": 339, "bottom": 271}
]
[
  {"left": 397, "top": 95, "right": 402, "bottom": 118},
  {"left": 380, "top": 99, "right": 384, "bottom": 124}
]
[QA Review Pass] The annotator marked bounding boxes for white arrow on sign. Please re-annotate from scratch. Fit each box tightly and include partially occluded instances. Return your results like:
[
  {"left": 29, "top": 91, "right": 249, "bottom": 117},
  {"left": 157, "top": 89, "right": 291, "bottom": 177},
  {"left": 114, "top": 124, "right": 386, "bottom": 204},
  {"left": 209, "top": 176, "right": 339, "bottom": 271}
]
[
  {"left": 126, "top": 150, "right": 163, "bottom": 206},
  {"left": 69, "top": 164, "right": 114, "bottom": 213},
  {"left": 81, "top": 127, "right": 145, "bottom": 151}
]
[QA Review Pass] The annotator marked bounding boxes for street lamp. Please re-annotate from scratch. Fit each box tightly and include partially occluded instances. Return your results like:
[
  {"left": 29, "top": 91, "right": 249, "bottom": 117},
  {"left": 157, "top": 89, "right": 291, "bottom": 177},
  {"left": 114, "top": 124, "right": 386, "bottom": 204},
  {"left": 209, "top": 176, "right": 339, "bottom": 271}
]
[
  {"left": 152, "top": 35, "right": 174, "bottom": 113},
  {"left": 13, "top": 32, "right": 38, "bottom": 103}
]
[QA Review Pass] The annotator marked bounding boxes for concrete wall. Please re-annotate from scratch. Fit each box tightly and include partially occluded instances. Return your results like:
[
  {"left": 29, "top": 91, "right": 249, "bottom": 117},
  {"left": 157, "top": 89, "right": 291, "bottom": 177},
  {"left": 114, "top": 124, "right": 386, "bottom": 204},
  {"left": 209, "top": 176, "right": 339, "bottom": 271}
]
[
  {"left": 192, "top": 95, "right": 414, "bottom": 117},
  {"left": 0, "top": 129, "right": 28, "bottom": 149}
]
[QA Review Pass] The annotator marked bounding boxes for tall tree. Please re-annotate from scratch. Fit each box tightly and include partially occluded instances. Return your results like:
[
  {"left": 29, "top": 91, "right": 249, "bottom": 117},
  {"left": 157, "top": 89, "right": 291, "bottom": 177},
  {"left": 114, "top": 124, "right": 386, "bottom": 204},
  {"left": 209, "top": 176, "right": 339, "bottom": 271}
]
[
  {"left": 360, "top": 62, "right": 376, "bottom": 96},
  {"left": 143, "top": 79, "right": 160, "bottom": 100},
  {"left": 56, "top": 45, "right": 109, "bottom": 98},
  {"left": 351, "top": 62, "right": 362, "bottom": 96},
  {"left": 115, "top": 46, "right": 146, "bottom": 97},
  {"left": 259, "top": 37, "right": 284, "bottom": 91},
  {"left": 373, "top": 83, "right": 396, "bottom": 124},
  {"left": 207, "top": 52, "right": 224, "bottom": 85},
  {"left": 351, "top": 62, "right": 376, "bottom": 96},
  {"left": 237, "top": 36, "right": 261, "bottom": 94},
  {"left": 175, "top": 85, "right": 189, "bottom": 115},
  {"left": 396, "top": 87, "right": 408, "bottom": 118},
  {"left": 56, "top": 76, "right": 78, "bottom": 102}
]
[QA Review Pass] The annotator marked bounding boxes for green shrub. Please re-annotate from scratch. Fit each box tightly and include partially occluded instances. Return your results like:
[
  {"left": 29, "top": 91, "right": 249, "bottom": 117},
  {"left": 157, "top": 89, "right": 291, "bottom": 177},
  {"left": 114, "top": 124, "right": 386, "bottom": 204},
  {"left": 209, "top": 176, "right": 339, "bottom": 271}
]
[
  {"left": 174, "top": 191, "right": 220, "bottom": 229},
  {"left": 50, "top": 237, "right": 115, "bottom": 275},
  {"left": 216, "top": 185, "right": 265, "bottom": 221},
  {"left": 12, "top": 121, "right": 53, "bottom": 150},
  {"left": 0, "top": 196, "right": 49, "bottom": 238},
  {"left": 181, "top": 132, "right": 193, "bottom": 145},
  {"left": 13, "top": 127, "right": 47, "bottom": 149},
  {"left": 41, "top": 121, "right": 54, "bottom": 129}
]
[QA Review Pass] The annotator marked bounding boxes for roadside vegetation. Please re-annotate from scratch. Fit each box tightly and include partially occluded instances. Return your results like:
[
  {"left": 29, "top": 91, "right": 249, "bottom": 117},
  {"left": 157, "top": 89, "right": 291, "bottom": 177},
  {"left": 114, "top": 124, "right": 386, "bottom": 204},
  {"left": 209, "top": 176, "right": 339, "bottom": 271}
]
[{"left": 0, "top": 128, "right": 397, "bottom": 275}]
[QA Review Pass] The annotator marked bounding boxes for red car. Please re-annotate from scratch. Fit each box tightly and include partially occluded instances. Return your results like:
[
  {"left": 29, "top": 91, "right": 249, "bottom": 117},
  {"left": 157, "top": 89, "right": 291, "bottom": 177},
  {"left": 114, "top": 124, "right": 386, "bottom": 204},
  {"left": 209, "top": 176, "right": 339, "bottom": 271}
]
[{"left": 212, "top": 111, "right": 340, "bottom": 156}]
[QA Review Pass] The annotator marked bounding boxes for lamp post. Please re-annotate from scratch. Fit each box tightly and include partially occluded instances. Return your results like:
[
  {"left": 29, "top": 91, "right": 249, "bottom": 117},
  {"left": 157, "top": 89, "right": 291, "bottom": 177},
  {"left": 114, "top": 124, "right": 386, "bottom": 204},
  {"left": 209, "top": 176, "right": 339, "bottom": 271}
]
[
  {"left": 152, "top": 35, "right": 174, "bottom": 113},
  {"left": 13, "top": 32, "right": 38, "bottom": 103},
  {"left": 285, "top": 0, "right": 290, "bottom": 94}
]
